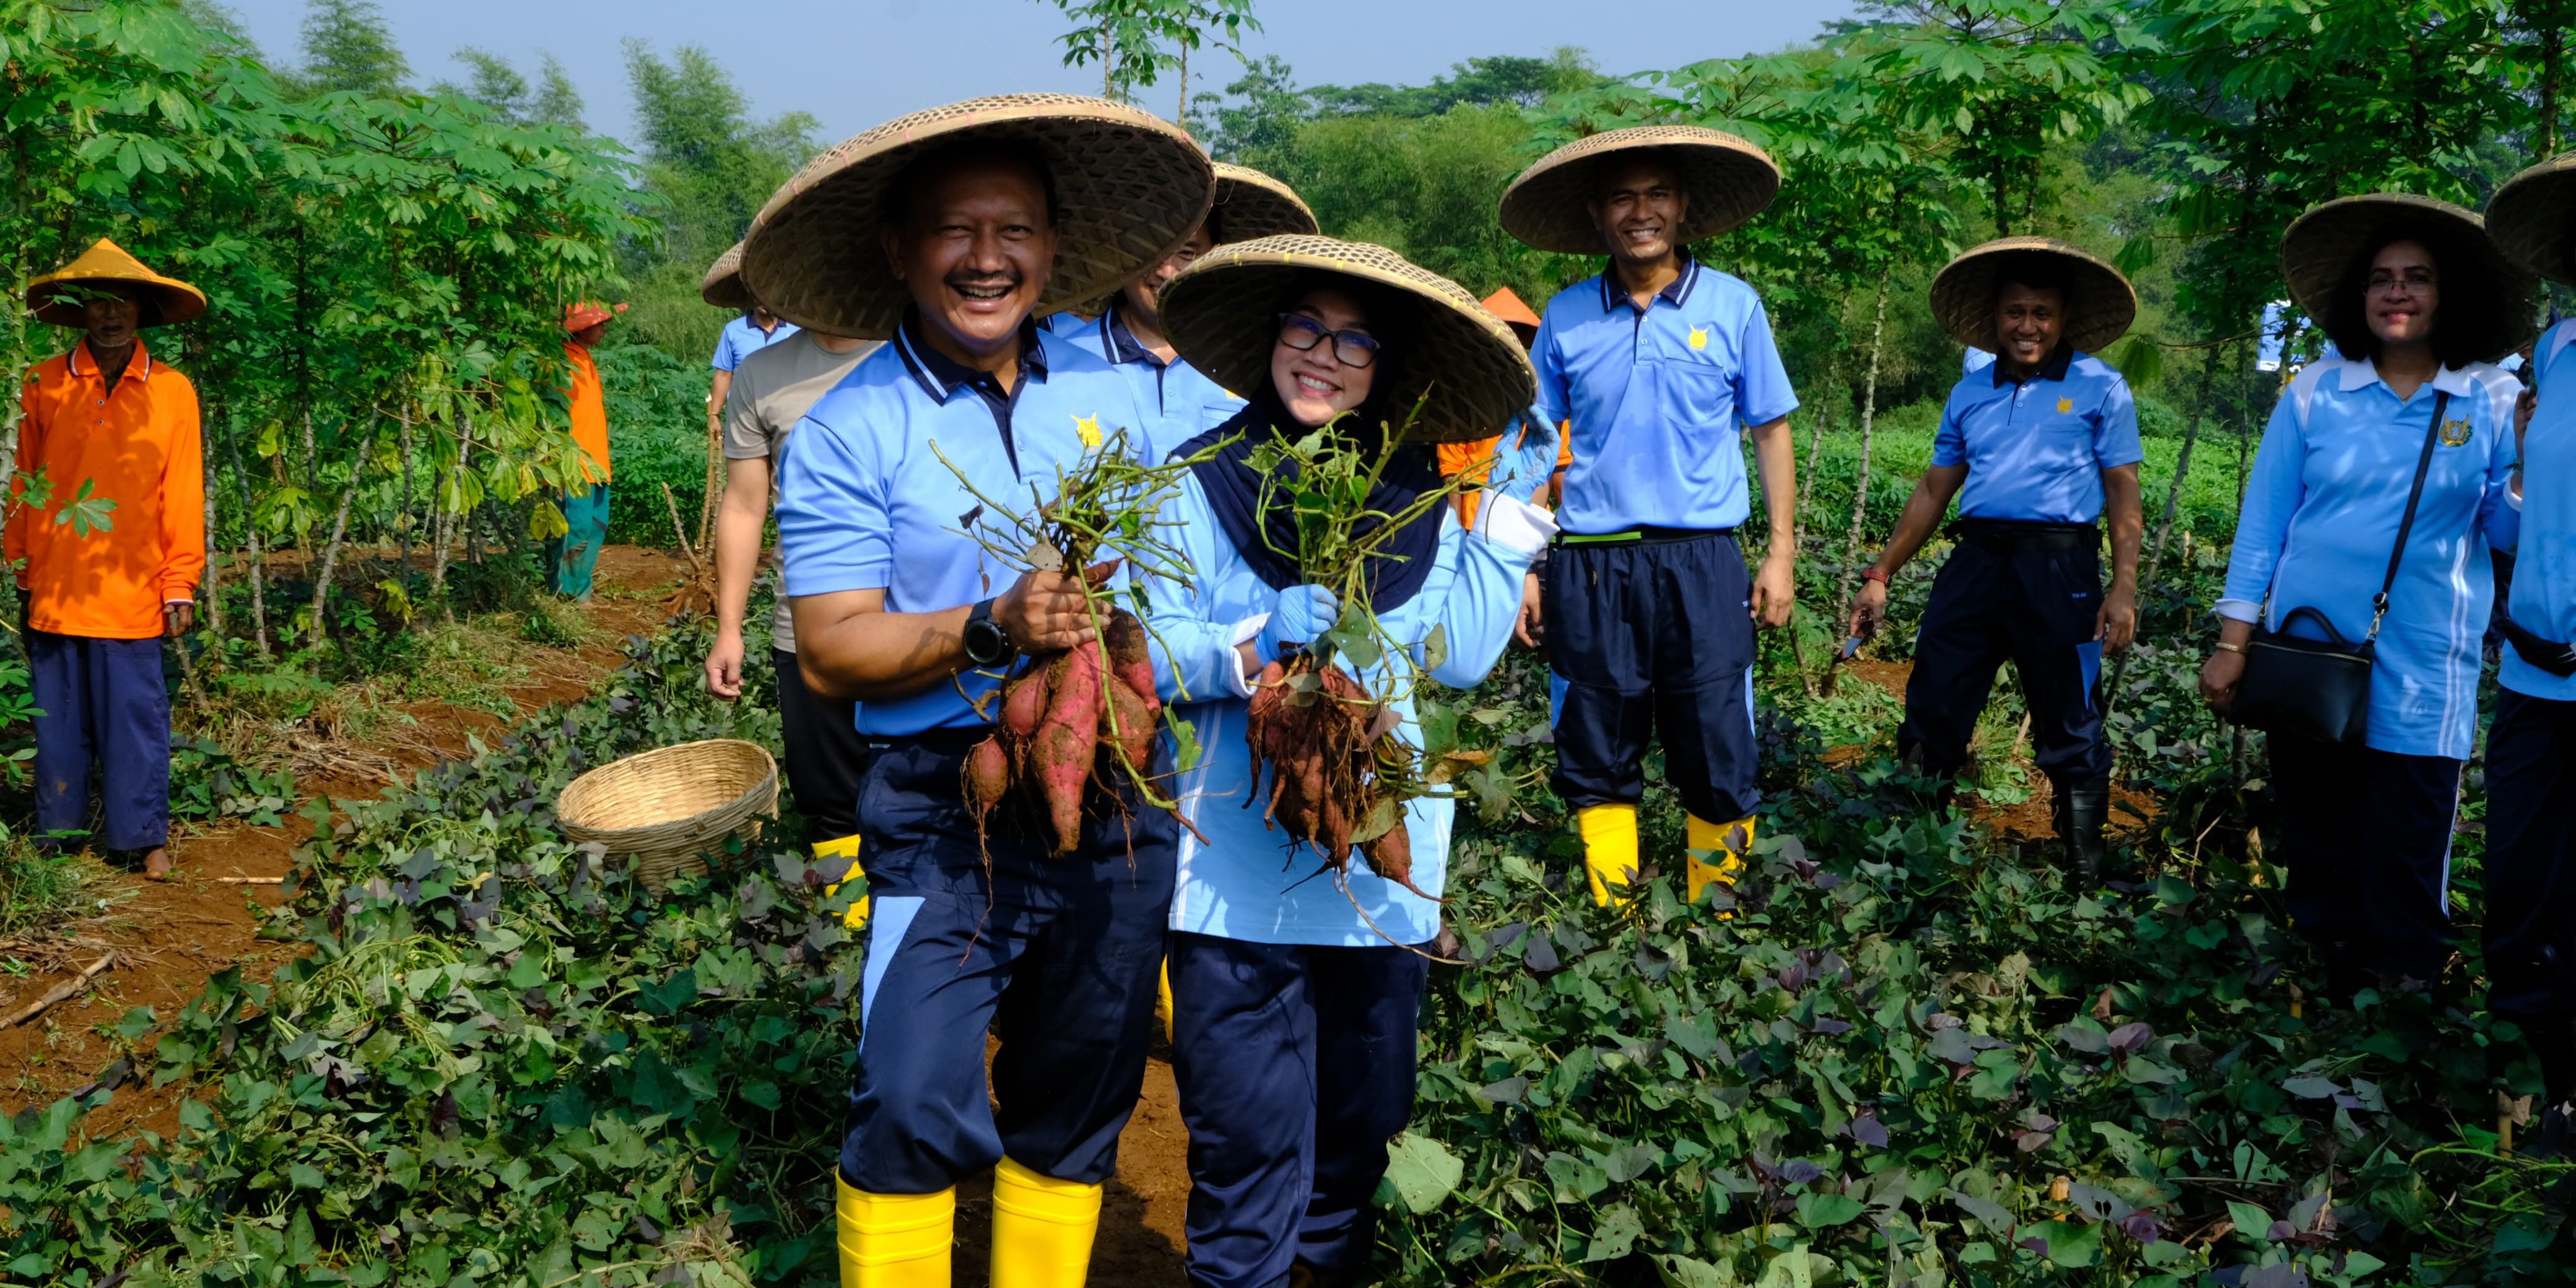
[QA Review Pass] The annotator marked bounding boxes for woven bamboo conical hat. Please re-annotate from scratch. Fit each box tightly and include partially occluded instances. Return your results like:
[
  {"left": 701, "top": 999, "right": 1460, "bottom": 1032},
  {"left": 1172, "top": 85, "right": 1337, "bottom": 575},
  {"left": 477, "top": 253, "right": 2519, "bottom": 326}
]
[
  {"left": 1930, "top": 237, "right": 2137, "bottom": 354},
  {"left": 1500, "top": 125, "right": 1780, "bottom": 255},
  {"left": 1208, "top": 163, "right": 1319, "bottom": 243},
  {"left": 2486, "top": 151, "right": 2576, "bottom": 289},
  {"left": 27, "top": 238, "right": 206, "bottom": 328},
  {"left": 702, "top": 242, "right": 752, "bottom": 309},
  {"left": 1159, "top": 234, "right": 1536, "bottom": 445},
  {"left": 2279, "top": 193, "right": 2539, "bottom": 363},
  {"left": 741, "top": 94, "right": 1213, "bottom": 340}
]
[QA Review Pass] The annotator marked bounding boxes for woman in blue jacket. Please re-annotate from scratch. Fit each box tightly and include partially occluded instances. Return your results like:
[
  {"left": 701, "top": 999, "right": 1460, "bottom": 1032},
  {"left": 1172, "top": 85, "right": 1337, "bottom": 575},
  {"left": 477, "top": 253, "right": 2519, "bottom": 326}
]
[
  {"left": 1143, "top": 235, "right": 1558, "bottom": 1288},
  {"left": 2200, "top": 194, "right": 2533, "bottom": 1003}
]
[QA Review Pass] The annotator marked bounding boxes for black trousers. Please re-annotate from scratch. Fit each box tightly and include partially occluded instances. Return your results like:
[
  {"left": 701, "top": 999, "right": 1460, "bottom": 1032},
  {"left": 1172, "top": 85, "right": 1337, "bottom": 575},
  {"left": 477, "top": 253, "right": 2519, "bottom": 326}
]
[
  {"left": 1167, "top": 933, "right": 1429, "bottom": 1288},
  {"left": 1895, "top": 532, "right": 2110, "bottom": 785},
  {"left": 2485, "top": 690, "right": 2576, "bottom": 1020},
  {"left": 773, "top": 647, "right": 866, "bottom": 846},
  {"left": 2269, "top": 735, "right": 2463, "bottom": 987},
  {"left": 1543, "top": 529, "right": 1759, "bottom": 823}
]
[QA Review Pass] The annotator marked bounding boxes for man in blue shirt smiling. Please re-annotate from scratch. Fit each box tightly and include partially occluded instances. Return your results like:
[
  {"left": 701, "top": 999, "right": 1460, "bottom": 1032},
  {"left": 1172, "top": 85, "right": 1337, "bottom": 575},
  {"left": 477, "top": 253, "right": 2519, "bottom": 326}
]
[
  {"left": 746, "top": 94, "right": 1214, "bottom": 1288},
  {"left": 1499, "top": 124, "right": 1801, "bottom": 908},
  {"left": 1847, "top": 239, "right": 2145, "bottom": 884}
]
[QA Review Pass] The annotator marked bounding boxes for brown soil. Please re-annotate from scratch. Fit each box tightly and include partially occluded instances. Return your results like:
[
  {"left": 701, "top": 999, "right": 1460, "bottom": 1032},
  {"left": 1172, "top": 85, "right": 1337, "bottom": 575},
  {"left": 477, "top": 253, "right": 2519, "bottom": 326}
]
[{"left": 955, "top": 1041, "right": 1191, "bottom": 1285}]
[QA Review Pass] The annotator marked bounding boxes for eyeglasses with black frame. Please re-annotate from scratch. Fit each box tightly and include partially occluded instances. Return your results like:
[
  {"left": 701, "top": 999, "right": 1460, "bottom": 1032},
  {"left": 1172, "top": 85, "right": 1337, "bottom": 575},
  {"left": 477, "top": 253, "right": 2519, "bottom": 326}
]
[{"left": 1275, "top": 311, "right": 1381, "bottom": 368}]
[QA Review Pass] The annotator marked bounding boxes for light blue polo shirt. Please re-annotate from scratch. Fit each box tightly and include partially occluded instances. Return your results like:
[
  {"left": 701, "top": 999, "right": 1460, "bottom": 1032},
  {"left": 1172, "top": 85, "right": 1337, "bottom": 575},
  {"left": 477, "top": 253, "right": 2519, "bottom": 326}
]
[
  {"left": 711, "top": 314, "right": 800, "bottom": 372},
  {"left": 1531, "top": 256, "right": 1800, "bottom": 534},
  {"left": 2217, "top": 354, "right": 2523, "bottom": 759},
  {"left": 2503, "top": 318, "right": 2576, "bottom": 701},
  {"left": 774, "top": 316, "right": 1157, "bottom": 736},
  {"left": 1933, "top": 347, "right": 2143, "bottom": 524},
  {"left": 1044, "top": 305, "right": 1245, "bottom": 448}
]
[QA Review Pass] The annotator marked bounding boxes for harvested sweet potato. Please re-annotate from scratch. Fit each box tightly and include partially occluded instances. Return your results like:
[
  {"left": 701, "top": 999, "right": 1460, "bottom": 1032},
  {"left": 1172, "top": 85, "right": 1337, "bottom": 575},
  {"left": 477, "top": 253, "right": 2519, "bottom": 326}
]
[
  {"left": 963, "top": 607, "right": 1194, "bottom": 861},
  {"left": 1242, "top": 653, "right": 1440, "bottom": 904},
  {"left": 1102, "top": 611, "right": 1160, "bottom": 722}
]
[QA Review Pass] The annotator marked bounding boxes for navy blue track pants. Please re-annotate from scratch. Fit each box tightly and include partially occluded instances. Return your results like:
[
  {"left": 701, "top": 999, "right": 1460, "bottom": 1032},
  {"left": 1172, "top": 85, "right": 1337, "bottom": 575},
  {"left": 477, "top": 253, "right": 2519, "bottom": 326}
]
[
  {"left": 2269, "top": 734, "right": 2461, "bottom": 986},
  {"left": 2484, "top": 690, "right": 2576, "bottom": 1020},
  {"left": 840, "top": 734, "right": 1176, "bottom": 1194},
  {"left": 30, "top": 630, "right": 170, "bottom": 852},
  {"left": 1542, "top": 529, "right": 1759, "bottom": 823},
  {"left": 772, "top": 648, "right": 864, "bottom": 845},
  {"left": 1168, "top": 932, "right": 1429, "bottom": 1288},
  {"left": 1896, "top": 531, "right": 2110, "bottom": 785}
]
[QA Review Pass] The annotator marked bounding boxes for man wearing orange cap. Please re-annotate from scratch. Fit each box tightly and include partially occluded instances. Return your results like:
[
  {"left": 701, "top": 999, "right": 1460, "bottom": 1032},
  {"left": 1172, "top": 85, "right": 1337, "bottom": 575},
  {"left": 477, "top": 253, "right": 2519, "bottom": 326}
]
[
  {"left": 1440, "top": 286, "right": 1569, "bottom": 528},
  {"left": 11, "top": 239, "right": 208, "bottom": 877},
  {"left": 551, "top": 301, "right": 624, "bottom": 599}
]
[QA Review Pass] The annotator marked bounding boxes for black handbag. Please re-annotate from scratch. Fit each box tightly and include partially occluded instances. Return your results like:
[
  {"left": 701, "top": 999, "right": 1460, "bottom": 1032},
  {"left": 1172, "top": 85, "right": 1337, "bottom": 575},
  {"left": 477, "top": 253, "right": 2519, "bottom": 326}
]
[{"left": 2230, "top": 389, "right": 2449, "bottom": 744}]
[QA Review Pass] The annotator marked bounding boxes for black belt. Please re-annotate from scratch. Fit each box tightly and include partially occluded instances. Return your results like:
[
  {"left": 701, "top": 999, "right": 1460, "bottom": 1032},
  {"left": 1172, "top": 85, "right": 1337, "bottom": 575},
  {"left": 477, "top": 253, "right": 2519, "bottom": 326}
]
[
  {"left": 1948, "top": 519, "right": 2098, "bottom": 552},
  {"left": 1556, "top": 525, "right": 1736, "bottom": 547},
  {"left": 867, "top": 725, "right": 997, "bottom": 754},
  {"left": 2500, "top": 614, "right": 2576, "bottom": 677}
]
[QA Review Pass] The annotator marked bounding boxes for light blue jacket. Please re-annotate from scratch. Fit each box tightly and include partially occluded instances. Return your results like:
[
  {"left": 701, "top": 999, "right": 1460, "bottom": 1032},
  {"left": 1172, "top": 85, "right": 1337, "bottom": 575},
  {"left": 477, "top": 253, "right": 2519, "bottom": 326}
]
[
  {"left": 1142, "top": 476, "right": 1554, "bottom": 946},
  {"left": 2503, "top": 319, "right": 2574, "bottom": 702}
]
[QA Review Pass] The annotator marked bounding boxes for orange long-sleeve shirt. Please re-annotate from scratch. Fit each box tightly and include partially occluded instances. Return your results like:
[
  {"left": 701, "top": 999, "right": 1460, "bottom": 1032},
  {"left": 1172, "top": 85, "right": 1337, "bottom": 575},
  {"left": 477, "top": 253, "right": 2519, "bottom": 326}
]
[
  {"left": 1439, "top": 421, "right": 1572, "bottom": 527},
  {"left": 566, "top": 341, "right": 611, "bottom": 484},
  {"left": 8, "top": 337, "right": 205, "bottom": 640}
]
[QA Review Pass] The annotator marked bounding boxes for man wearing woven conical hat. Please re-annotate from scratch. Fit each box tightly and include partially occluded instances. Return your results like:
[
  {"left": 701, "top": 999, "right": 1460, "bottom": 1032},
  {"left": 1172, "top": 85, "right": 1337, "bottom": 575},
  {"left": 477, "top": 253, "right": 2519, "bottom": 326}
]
[
  {"left": 10, "top": 238, "right": 208, "bottom": 879},
  {"left": 549, "top": 299, "right": 624, "bottom": 601},
  {"left": 702, "top": 242, "right": 801, "bottom": 450},
  {"left": 1845, "top": 239, "right": 2146, "bottom": 884},
  {"left": 1500, "top": 126, "right": 1801, "bottom": 910},
  {"left": 748, "top": 94, "right": 1212, "bottom": 1288},
  {"left": 1043, "top": 161, "right": 1320, "bottom": 450}
]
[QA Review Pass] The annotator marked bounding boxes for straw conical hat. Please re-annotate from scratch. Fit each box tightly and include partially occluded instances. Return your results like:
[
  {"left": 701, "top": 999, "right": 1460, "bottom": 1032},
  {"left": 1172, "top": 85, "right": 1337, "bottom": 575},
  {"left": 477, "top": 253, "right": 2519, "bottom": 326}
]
[
  {"left": 1500, "top": 126, "right": 1781, "bottom": 255},
  {"left": 2279, "top": 193, "right": 2538, "bottom": 363},
  {"left": 1208, "top": 163, "right": 1318, "bottom": 243},
  {"left": 1159, "top": 234, "right": 1537, "bottom": 445},
  {"left": 1930, "top": 237, "right": 2137, "bottom": 354},
  {"left": 27, "top": 238, "right": 206, "bottom": 328},
  {"left": 2486, "top": 151, "right": 2576, "bottom": 288},
  {"left": 702, "top": 242, "right": 752, "bottom": 309},
  {"left": 741, "top": 94, "right": 1213, "bottom": 340}
]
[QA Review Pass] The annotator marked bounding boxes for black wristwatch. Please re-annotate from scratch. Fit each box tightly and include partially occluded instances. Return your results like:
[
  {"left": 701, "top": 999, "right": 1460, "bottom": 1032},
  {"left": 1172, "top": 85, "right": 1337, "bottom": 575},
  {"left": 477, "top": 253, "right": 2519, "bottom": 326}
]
[{"left": 963, "top": 598, "right": 1019, "bottom": 668}]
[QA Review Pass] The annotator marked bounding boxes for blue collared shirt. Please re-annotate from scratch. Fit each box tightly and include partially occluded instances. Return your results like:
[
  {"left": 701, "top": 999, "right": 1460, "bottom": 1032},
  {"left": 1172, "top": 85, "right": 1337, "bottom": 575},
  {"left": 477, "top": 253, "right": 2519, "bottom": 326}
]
[
  {"left": 1932, "top": 346, "right": 2143, "bottom": 524},
  {"left": 711, "top": 315, "right": 801, "bottom": 372},
  {"left": 1044, "top": 305, "right": 1246, "bottom": 448},
  {"left": 2218, "top": 354, "right": 2523, "bottom": 758},
  {"left": 774, "top": 316, "right": 1157, "bottom": 736},
  {"left": 1531, "top": 257, "right": 1799, "bottom": 534},
  {"left": 2504, "top": 319, "right": 2575, "bottom": 700}
]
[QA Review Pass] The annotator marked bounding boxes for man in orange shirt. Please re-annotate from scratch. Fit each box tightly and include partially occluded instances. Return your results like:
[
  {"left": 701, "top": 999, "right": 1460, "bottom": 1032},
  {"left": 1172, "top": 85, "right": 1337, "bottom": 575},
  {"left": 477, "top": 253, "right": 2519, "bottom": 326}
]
[
  {"left": 11, "top": 240, "right": 207, "bottom": 878},
  {"left": 549, "top": 300, "right": 624, "bottom": 599}
]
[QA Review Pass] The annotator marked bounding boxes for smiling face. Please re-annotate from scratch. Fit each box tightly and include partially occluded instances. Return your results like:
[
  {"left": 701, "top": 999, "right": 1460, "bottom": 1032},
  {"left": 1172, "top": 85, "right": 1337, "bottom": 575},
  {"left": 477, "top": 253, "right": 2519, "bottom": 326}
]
[
  {"left": 1588, "top": 157, "right": 1690, "bottom": 266},
  {"left": 1992, "top": 282, "right": 2065, "bottom": 373},
  {"left": 1270, "top": 287, "right": 1378, "bottom": 428},
  {"left": 882, "top": 149, "right": 1059, "bottom": 364},
  {"left": 79, "top": 290, "right": 143, "bottom": 354},
  {"left": 1120, "top": 221, "right": 1214, "bottom": 332},
  {"left": 2364, "top": 239, "right": 2440, "bottom": 351}
]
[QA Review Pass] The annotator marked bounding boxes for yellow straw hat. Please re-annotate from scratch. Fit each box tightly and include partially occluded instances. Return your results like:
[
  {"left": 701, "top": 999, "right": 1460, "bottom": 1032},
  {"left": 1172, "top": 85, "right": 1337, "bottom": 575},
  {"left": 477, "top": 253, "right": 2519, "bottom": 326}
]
[
  {"left": 2279, "top": 193, "right": 2539, "bottom": 364},
  {"left": 2486, "top": 150, "right": 2576, "bottom": 288},
  {"left": 1159, "top": 234, "right": 1537, "bottom": 445},
  {"left": 26, "top": 238, "right": 206, "bottom": 328},
  {"left": 1500, "top": 125, "right": 1781, "bottom": 255},
  {"left": 1929, "top": 237, "right": 2138, "bottom": 354},
  {"left": 702, "top": 242, "right": 752, "bottom": 309},
  {"left": 741, "top": 94, "right": 1213, "bottom": 340}
]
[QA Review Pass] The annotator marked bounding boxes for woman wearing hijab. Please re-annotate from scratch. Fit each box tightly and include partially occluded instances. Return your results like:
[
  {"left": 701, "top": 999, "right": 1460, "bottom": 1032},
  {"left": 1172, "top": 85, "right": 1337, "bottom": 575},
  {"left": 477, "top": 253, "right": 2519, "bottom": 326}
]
[
  {"left": 1141, "top": 235, "right": 1559, "bottom": 1288},
  {"left": 2200, "top": 194, "right": 2533, "bottom": 1004}
]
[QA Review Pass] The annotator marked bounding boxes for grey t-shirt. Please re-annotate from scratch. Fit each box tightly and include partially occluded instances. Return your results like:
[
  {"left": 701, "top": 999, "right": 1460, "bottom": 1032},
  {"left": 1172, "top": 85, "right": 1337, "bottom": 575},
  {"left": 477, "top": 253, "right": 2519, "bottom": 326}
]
[{"left": 723, "top": 331, "right": 877, "bottom": 653}]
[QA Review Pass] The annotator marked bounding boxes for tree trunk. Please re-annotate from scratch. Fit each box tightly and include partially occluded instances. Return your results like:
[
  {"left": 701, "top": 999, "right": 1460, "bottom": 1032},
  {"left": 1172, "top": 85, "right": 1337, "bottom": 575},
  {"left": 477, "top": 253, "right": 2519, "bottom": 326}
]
[
  {"left": 225, "top": 406, "right": 271, "bottom": 659},
  {"left": 2541, "top": 6, "right": 2566, "bottom": 160},
  {"left": 306, "top": 481, "right": 358, "bottom": 655},
  {"left": 2144, "top": 344, "right": 2225, "bottom": 591},
  {"left": 1178, "top": 43, "right": 1189, "bottom": 122},
  {"left": 204, "top": 405, "right": 225, "bottom": 637},
  {"left": 1798, "top": 341, "right": 1846, "bottom": 536},
  {"left": 300, "top": 407, "right": 318, "bottom": 563},
  {"left": 398, "top": 409, "right": 415, "bottom": 575},
  {"left": 1835, "top": 275, "right": 1894, "bottom": 619}
]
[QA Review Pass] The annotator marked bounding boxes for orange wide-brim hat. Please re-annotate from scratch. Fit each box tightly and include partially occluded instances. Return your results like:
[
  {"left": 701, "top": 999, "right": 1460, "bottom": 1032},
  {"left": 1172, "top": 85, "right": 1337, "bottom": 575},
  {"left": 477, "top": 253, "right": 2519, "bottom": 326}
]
[
  {"left": 564, "top": 300, "right": 629, "bottom": 332},
  {"left": 1481, "top": 286, "right": 1541, "bottom": 342},
  {"left": 25, "top": 238, "right": 207, "bottom": 328}
]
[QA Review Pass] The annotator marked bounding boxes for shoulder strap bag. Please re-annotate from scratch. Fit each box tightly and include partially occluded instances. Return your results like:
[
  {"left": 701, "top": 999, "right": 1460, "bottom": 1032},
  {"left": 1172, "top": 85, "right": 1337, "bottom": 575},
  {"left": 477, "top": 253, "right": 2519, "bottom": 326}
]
[{"left": 2230, "top": 389, "right": 2449, "bottom": 744}]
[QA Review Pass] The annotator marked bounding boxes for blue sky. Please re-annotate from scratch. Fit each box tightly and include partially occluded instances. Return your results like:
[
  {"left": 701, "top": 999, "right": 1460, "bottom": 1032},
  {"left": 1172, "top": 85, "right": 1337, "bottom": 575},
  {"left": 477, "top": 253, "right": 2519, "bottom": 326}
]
[{"left": 220, "top": 1, "right": 1856, "bottom": 151}]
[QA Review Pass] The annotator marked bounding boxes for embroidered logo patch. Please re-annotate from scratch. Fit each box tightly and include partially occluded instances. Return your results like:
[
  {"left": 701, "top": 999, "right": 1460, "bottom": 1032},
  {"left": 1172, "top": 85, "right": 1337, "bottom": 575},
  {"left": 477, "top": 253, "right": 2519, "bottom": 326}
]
[
  {"left": 1687, "top": 326, "right": 1709, "bottom": 352},
  {"left": 2439, "top": 416, "right": 2473, "bottom": 447},
  {"left": 2055, "top": 397, "right": 2074, "bottom": 414},
  {"left": 1072, "top": 413, "right": 1103, "bottom": 449}
]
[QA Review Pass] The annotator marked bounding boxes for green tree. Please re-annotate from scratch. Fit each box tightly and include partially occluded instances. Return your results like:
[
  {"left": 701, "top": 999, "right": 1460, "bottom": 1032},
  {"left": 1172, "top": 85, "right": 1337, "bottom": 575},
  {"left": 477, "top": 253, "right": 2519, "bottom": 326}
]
[
  {"left": 1191, "top": 53, "right": 1311, "bottom": 173},
  {"left": 442, "top": 46, "right": 528, "bottom": 120},
  {"left": 531, "top": 52, "right": 584, "bottom": 129},
  {"left": 1308, "top": 49, "right": 1601, "bottom": 118},
  {"left": 294, "top": 0, "right": 407, "bottom": 97},
  {"left": 1043, "top": 0, "right": 1260, "bottom": 114}
]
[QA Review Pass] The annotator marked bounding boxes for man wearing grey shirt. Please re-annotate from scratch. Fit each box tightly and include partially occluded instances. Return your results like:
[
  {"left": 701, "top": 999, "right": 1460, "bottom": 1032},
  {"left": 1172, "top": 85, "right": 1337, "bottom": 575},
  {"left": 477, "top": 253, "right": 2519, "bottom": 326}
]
[{"left": 704, "top": 324, "right": 879, "bottom": 855}]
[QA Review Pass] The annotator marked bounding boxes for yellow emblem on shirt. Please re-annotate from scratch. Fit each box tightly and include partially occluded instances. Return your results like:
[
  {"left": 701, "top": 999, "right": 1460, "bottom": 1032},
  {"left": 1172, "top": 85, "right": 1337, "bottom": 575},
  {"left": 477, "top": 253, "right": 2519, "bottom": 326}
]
[
  {"left": 1687, "top": 326, "right": 1709, "bottom": 351},
  {"left": 2439, "top": 416, "right": 2473, "bottom": 447},
  {"left": 2056, "top": 396, "right": 2074, "bottom": 414},
  {"left": 1073, "top": 413, "right": 1103, "bottom": 449}
]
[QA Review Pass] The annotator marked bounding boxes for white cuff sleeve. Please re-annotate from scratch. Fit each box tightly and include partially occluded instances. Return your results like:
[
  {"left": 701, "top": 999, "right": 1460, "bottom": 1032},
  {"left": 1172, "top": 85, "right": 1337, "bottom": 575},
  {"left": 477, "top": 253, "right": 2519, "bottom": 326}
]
[
  {"left": 2213, "top": 598, "right": 2262, "bottom": 625},
  {"left": 2509, "top": 479, "right": 2524, "bottom": 510},
  {"left": 1218, "top": 613, "right": 1270, "bottom": 698},
  {"left": 1473, "top": 491, "right": 1560, "bottom": 555}
]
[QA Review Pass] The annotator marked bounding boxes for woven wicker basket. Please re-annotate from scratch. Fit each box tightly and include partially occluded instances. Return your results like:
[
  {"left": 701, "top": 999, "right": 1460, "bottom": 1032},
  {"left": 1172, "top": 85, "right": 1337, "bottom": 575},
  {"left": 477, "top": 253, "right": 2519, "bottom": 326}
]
[{"left": 557, "top": 739, "right": 779, "bottom": 892}]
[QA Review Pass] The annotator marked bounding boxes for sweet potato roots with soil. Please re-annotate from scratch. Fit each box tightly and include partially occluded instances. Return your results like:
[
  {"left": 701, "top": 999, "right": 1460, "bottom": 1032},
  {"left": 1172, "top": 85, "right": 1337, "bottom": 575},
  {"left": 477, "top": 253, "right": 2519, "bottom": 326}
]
[
  {"left": 964, "top": 607, "right": 1177, "bottom": 856},
  {"left": 1244, "top": 654, "right": 1437, "bottom": 900}
]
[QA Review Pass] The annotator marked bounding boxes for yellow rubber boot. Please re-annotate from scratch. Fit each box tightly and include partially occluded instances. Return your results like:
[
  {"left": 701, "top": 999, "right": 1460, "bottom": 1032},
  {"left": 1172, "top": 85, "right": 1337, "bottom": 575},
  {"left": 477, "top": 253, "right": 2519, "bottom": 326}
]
[
  {"left": 1686, "top": 814, "right": 1756, "bottom": 910},
  {"left": 834, "top": 1175, "right": 953, "bottom": 1287},
  {"left": 816, "top": 834, "right": 868, "bottom": 928},
  {"left": 1578, "top": 804, "right": 1641, "bottom": 906},
  {"left": 1155, "top": 957, "right": 1175, "bottom": 1045},
  {"left": 990, "top": 1157, "right": 1103, "bottom": 1288}
]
